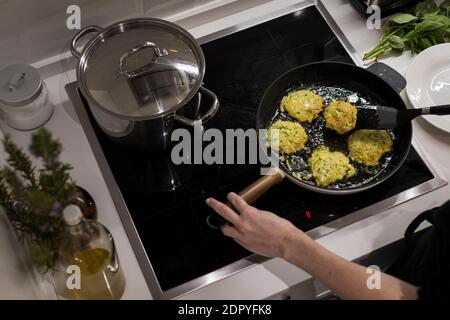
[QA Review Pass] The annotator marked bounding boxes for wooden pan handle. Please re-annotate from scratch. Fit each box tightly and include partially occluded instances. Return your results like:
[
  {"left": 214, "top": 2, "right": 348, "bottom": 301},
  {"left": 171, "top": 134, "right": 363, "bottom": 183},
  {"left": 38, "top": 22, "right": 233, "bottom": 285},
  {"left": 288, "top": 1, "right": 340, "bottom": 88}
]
[
  {"left": 207, "top": 168, "right": 285, "bottom": 229},
  {"left": 237, "top": 168, "right": 285, "bottom": 205}
]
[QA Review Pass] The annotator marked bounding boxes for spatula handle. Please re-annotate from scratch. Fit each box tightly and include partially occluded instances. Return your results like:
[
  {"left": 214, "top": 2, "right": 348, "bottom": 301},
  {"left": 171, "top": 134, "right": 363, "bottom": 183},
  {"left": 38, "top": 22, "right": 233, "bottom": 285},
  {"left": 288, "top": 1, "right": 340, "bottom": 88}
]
[{"left": 422, "top": 105, "right": 450, "bottom": 116}]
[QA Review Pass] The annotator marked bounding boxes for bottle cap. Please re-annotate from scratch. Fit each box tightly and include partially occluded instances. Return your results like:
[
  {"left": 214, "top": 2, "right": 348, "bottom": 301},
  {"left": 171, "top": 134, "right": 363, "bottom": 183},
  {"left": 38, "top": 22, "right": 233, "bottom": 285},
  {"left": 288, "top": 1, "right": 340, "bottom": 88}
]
[{"left": 62, "top": 205, "right": 83, "bottom": 226}]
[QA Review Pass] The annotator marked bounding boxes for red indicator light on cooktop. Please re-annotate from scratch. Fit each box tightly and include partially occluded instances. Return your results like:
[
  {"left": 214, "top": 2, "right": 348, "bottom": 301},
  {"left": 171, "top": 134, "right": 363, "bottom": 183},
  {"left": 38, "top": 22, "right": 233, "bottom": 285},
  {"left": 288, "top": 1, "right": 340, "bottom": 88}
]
[{"left": 305, "top": 211, "right": 312, "bottom": 219}]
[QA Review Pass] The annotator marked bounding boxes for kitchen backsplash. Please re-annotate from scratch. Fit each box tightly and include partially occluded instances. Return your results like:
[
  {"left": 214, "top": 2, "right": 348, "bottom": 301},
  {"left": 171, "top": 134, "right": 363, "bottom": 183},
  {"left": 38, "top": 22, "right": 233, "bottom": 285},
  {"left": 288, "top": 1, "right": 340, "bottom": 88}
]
[{"left": 0, "top": 0, "right": 234, "bottom": 68}]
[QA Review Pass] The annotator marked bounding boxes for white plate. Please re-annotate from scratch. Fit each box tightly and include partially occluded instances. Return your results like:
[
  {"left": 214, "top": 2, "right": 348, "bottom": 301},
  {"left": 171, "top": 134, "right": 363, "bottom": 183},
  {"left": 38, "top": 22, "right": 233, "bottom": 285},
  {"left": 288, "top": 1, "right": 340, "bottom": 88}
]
[{"left": 406, "top": 43, "right": 450, "bottom": 133}]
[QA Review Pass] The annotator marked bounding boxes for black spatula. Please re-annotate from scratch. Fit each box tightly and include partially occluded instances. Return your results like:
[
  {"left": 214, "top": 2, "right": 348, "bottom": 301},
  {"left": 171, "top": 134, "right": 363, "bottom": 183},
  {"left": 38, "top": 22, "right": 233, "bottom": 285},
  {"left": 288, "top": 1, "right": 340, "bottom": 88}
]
[{"left": 356, "top": 105, "right": 450, "bottom": 129}]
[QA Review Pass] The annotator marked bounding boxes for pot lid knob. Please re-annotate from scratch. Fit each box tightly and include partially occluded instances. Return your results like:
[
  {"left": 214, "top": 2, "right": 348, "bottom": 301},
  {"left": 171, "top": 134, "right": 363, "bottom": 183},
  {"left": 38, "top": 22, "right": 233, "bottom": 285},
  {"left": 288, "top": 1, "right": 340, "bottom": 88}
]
[{"left": 119, "top": 41, "right": 169, "bottom": 79}]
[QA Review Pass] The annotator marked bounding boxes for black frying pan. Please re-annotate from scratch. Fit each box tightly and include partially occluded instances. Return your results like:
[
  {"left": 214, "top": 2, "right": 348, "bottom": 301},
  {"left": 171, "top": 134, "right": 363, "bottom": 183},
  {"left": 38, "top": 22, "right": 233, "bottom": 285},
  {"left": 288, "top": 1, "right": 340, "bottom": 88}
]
[
  {"left": 237, "top": 62, "right": 412, "bottom": 204},
  {"left": 207, "top": 62, "right": 412, "bottom": 228}
]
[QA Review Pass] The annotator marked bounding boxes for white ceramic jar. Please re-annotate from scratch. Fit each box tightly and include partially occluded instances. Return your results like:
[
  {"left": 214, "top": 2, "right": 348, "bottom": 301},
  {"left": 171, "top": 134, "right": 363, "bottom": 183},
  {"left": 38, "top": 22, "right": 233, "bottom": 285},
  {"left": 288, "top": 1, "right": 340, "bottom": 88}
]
[{"left": 0, "top": 64, "right": 54, "bottom": 130}]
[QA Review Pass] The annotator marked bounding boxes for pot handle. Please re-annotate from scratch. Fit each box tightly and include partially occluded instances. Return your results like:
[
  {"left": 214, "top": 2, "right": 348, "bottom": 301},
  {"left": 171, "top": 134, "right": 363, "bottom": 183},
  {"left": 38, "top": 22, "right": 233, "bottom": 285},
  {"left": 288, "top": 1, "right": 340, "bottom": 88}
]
[
  {"left": 173, "top": 86, "right": 220, "bottom": 126},
  {"left": 70, "top": 25, "right": 103, "bottom": 59},
  {"left": 119, "top": 41, "right": 169, "bottom": 78}
]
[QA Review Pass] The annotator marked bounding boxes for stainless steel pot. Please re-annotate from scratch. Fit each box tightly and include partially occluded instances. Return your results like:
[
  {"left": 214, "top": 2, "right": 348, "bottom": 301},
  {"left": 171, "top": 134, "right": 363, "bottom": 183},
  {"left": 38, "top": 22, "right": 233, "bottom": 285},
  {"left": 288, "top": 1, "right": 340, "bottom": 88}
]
[{"left": 70, "top": 19, "right": 219, "bottom": 152}]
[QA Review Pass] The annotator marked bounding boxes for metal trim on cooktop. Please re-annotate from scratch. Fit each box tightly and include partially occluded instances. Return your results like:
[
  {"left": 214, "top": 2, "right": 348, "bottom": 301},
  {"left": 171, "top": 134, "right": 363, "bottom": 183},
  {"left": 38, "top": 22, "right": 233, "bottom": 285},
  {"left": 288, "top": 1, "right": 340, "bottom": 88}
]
[
  {"left": 315, "top": 0, "right": 362, "bottom": 66},
  {"left": 196, "top": 1, "right": 314, "bottom": 45},
  {"left": 67, "top": 0, "right": 447, "bottom": 300}
]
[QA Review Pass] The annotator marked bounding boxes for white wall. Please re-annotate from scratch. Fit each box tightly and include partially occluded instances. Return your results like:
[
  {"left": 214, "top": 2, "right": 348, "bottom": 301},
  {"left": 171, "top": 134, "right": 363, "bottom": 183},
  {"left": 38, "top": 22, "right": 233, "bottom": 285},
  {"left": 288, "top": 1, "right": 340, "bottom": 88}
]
[{"left": 0, "top": 0, "right": 220, "bottom": 68}]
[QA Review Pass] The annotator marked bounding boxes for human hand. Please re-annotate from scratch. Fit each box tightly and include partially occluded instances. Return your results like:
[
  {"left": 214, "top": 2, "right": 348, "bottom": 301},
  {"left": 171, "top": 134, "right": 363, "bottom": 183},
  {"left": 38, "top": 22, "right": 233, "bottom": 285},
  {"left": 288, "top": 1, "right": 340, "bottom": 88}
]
[{"left": 206, "top": 192, "right": 298, "bottom": 258}]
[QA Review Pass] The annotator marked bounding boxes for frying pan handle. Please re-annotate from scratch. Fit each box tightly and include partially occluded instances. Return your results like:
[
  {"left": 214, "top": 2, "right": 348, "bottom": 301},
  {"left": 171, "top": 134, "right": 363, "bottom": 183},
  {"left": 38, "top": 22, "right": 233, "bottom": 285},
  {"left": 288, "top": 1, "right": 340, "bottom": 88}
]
[
  {"left": 237, "top": 168, "right": 285, "bottom": 204},
  {"left": 206, "top": 168, "right": 285, "bottom": 229},
  {"left": 367, "top": 62, "right": 406, "bottom": 94}
]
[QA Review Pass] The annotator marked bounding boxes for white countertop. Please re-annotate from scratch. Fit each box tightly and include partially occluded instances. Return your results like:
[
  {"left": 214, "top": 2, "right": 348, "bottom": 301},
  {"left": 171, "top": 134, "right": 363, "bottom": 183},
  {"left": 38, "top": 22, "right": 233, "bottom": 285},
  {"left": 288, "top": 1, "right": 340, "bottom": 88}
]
[{"left": 1, "top": 0, "right": 449, "bottom": 300}]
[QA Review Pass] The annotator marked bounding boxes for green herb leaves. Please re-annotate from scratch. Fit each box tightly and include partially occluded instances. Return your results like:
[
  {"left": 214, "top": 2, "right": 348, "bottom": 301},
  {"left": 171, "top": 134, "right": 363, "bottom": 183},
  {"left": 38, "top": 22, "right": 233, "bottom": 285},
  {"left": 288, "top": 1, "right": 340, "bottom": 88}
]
[
  {"left": 0, "top": 128, "right": 77, "bottom": 271},
  {"left": 388, "top": 35, "right": 405, "bottom": 49},
  {"left": 415, "top": 0, "right": 440, "bottom": 18},
  {"left": 390, "top": 13, "right": 417, "bottom": 24},
  {"left": 364, "top": 0, "right": 450, "bottom": 61}
]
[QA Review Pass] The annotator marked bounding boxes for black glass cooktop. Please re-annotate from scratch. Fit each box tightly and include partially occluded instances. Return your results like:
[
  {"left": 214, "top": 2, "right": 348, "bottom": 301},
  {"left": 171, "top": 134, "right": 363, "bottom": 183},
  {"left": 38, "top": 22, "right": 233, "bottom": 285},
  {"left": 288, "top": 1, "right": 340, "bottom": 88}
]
[{"left": 71, "top": 6, "right": 434, "bottom": 292}]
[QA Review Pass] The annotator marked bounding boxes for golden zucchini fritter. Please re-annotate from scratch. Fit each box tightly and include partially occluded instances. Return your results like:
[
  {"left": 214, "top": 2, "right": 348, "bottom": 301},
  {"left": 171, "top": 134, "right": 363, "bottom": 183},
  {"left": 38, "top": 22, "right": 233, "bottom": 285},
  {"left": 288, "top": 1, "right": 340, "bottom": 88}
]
[
  {"left": 267, "top": 120, "right": 308, "bottom": 154},
  {"left": 324, "top": 101, "right": 358, "bottom": 134},
  {"left": 309, "top": 146, "right": 356, "bottom": 187},
  {"left": 348, "top": 129, "right": 393, "bottom": 166},
  {"left": 281, "top": 90, "right": 324, "bottom": 123}
]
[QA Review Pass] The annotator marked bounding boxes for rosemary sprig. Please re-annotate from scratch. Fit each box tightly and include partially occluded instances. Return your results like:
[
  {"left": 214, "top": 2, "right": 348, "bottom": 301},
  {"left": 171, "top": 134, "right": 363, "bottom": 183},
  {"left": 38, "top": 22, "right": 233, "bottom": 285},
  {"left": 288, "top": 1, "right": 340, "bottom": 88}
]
[{"left": 0, "top": 128, "right": 77, "bottom": 271}]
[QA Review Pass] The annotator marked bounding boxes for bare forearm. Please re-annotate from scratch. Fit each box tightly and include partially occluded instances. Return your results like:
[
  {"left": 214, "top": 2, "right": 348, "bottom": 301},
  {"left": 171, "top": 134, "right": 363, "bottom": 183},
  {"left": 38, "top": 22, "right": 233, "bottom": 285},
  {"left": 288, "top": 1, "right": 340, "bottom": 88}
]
[
  {"left": 206, "top": 193, "right": 419, "bottom": 300},
  {"left": 282, "top": 229, "right": 418, "bottom": 300}
]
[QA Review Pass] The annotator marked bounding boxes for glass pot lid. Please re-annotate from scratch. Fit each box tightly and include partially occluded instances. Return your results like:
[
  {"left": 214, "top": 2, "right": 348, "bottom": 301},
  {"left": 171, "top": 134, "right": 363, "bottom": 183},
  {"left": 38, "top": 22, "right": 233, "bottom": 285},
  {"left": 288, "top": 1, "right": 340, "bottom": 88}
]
[{"left": 75, "top": 18, "right": 205, "bottom": 120}]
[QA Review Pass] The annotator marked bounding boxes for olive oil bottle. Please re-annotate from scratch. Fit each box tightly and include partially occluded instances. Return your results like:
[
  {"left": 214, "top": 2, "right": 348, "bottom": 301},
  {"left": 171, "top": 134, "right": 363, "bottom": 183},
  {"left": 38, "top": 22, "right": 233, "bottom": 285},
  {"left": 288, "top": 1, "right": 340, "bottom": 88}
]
[{"left": 52, "top": 205, "right": 125, "bottom": 300}]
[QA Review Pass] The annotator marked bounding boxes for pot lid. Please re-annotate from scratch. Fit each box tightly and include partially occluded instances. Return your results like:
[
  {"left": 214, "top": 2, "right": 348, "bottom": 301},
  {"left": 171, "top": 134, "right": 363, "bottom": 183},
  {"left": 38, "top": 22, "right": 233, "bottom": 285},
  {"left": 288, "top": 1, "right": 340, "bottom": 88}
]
[
  {"left": 0, "top": 64, "right": 42, "bottom": 107},
  {"left": 77, "top": 19, "right": 205, "bottom": 120}
]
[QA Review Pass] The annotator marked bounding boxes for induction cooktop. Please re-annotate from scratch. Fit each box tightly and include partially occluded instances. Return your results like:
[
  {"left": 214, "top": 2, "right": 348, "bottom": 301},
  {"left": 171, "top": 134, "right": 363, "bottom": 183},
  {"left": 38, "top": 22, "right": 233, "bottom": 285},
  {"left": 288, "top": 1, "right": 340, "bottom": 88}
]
[{"left": 66, "top": 2, "right": 446, "bottom": 299}]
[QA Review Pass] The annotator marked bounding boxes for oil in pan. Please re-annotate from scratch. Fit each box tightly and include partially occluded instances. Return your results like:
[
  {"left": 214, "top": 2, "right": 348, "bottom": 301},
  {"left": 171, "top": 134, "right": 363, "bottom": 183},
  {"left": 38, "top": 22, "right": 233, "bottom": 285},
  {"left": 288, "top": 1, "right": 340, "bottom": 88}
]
[{"left": 268, "top": 83, "right": 396, "bottom": 190}]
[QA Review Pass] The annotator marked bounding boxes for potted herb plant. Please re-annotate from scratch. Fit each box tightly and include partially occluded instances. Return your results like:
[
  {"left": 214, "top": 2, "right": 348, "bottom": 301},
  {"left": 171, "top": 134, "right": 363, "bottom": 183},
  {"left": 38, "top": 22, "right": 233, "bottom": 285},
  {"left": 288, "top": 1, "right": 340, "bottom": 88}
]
[{"left": 0, "top": 128, "right": 77, "bottom": 272}]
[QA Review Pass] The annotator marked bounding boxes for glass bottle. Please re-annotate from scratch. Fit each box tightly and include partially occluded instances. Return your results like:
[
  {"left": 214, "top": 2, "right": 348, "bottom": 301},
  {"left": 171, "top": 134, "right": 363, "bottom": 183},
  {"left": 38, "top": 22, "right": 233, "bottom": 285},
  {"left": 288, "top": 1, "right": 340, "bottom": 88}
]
[{"left": 52, "top": 205, "right": 125, "bottom": 300}]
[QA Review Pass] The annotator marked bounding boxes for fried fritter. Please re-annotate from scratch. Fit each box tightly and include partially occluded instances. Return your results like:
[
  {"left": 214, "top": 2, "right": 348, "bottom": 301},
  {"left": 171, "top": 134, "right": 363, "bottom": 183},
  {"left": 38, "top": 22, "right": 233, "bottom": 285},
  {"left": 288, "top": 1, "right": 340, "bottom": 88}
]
[
  {"left": 348, "top": 129, "right": 393, "bottom": 166},
  {"left": 309, "top": 146, "right": 356, "bottom": 187},
  {"left": 267, "top": 120, "right": 308, "bottom": 154},
  {"left": 324, "top": 101, "right": 358, "bottom": 134},
  {"left": 281, "top": 90, "right": 324, "bottom": 123}
]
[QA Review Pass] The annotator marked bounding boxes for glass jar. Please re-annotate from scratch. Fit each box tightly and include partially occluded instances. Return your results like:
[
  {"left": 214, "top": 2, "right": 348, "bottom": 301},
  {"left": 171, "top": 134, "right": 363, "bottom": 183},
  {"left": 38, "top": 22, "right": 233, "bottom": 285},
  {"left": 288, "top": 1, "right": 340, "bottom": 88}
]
[
  {"left": 52, "top": 205, "right": 125, "bottom": 300},
  {"left": 0, "top": 64, "right": 54, "bottom": 130}
]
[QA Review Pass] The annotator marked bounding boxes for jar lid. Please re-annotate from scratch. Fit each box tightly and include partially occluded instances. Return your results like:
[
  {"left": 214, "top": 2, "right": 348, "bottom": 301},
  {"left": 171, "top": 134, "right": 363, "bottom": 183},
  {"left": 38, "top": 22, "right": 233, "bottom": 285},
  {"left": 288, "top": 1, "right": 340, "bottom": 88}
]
[
  {"left": 76, "top": 19, "right": 205, "bottom": 120},
  {"left": 0, "top": 64, "right": 43, "bottom": 107}
]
